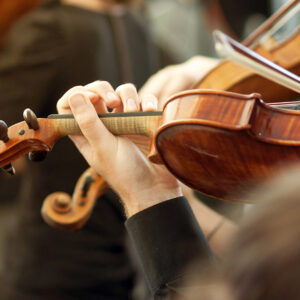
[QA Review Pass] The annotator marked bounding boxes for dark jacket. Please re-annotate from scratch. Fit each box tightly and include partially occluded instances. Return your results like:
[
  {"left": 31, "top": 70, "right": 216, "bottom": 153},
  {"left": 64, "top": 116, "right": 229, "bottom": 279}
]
[{"left": 126, "top": 197, "right": 215, "bottom": 299}]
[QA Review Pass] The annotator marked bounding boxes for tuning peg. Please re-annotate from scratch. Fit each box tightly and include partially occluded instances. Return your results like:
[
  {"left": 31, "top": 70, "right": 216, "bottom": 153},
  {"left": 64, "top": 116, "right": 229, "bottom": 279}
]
[
  {"left": 2, "top": 163, "right": 15, "bottom": 176},
  {"left": 28, "top": 150, "right": 47, "bottom": 162},
  {"left": 23, "top": 108, "right": 39, "bottom": 130},
  {"left": 0, "top": 120, "right": 9, "bottom": 142}
]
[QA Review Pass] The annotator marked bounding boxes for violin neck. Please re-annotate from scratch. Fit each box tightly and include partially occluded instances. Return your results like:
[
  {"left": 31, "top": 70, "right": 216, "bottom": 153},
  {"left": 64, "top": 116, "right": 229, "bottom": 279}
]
[{"left": 48, "top": 112, "right": 162, "bottom": 137}]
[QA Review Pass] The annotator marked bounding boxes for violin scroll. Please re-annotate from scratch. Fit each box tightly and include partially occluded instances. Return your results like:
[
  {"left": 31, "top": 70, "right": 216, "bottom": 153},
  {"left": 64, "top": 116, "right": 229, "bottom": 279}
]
[{"left": 41, "top": 168, "right": 109, "bottom": 231}]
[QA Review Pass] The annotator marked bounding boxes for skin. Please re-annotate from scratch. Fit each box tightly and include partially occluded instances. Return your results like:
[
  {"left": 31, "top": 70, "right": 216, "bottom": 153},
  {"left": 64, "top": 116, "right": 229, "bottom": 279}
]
[
  {"left": 61, "top": 0, "right": 131, "bottom": 12},
  {"left": 57, "top": 81, "right": 182, "bottom": 217},
  {"left": 139, "top": 56, "right": 220, "bottom": 109},
  {"left": 57, "top": 81, "right": 238, "bottom": 256}
]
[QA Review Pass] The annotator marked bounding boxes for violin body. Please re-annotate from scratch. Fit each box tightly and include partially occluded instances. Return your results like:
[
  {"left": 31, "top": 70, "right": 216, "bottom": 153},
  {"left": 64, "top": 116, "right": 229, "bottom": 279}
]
[{"left": 154, "top": 90, "right": 300, "bottom": 201}]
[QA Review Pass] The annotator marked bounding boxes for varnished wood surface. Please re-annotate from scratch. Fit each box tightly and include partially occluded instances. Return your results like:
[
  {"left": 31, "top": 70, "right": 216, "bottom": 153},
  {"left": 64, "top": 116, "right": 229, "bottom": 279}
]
[
  {"left": 197, "top": 23, "right": 300, "bottom": 102},
  {"left": 0, "top": 113, "right": 162, "bottom": 168},
  {"left": 0, "top": 119, "right": 63, "bottom": 168},
  {"left": 156, "top": 124, "right": 300, "bottom": 201},
  {"left": 2, "top": 90, "right": 300, "bottom": 203},
  {"left": 161, "top": 90, "right": 258, "bottom": 130},
  {"left": 250, "top": 99, "right": 300, "bottom": 144},
  {"left": 155, "top": 92, "right": 300, "bottom": 201},
  {"left": 42, "top": 168, "right": 108, "bottom": 231}
]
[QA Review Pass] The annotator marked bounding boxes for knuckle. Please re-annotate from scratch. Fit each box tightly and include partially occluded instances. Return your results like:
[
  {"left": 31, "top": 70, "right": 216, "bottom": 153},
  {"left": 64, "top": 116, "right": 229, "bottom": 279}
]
[
  {"left": 94, "top": 80, "right": 111, "bottom": 90},
  {"left": 68, "top": 85, "right": 84, "bottom": 93},
  {"left": 117, "top": 83, "right": 136, "bottom": 93}
]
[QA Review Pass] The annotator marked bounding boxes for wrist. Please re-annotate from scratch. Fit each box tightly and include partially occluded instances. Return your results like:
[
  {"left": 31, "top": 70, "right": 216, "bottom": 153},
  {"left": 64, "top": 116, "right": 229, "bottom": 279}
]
[{"left": 122, "top": 187, "right": 183, "bottom": 218}]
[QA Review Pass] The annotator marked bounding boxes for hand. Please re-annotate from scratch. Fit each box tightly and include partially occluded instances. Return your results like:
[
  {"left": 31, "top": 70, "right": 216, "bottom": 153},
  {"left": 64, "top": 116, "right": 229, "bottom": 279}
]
[
  {"left": 57, "top": 81, "right": 182, "bottom": 217},
  {"left": 139, "top": 56, "right": 219, "bottom": 109}
]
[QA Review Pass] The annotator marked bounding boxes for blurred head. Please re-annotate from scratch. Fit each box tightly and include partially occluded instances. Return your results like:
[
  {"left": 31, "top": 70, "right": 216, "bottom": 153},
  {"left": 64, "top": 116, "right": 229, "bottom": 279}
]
[
  {"left": 183, "top": 164, "right": 300, "bottom": 300},
  {"left": 226, "top": 165, "right": 300, "bottom": 300}
]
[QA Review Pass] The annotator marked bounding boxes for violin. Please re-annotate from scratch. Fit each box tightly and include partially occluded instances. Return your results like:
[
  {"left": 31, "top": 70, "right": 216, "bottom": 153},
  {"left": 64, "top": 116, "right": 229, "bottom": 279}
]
[
  {"left": 1, "top": 88, "right": 300, "bottom": 199},
  {"left": 42, "top": 0, "right": 300, "bottom": 230},
  {"left": 42, "top": 168, "right": 108, "bottom": 230},
  {"left": 2, "top": 1, "right": 299, "bottom": 231},
  {"left": 197, "top": 0, "right": 300, "bottom": 102},
  {"left": 35, "top": 25, "right": 300, "bottom": 230}
]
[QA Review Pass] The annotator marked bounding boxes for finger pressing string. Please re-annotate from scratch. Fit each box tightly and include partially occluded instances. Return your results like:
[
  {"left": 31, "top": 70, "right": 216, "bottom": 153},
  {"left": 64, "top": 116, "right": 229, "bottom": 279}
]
[
  {"left": 116, "top": 83, "right": 140, "bottom": 112},
  {"left": 68, "top": 93, "right": 114, "bottom": 149},
  {"left": 141, "top": 94, "right": 158, "bottom": 112},
  {"left": 85, "top": 81, "right": 121, "bottom": 108},
  {"left": 57, "top": 86, "right": 98, "bottom": 114}
]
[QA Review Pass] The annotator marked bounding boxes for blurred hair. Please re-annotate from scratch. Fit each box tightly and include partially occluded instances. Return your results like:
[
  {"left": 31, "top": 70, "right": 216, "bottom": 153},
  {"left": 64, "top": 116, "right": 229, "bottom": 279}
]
[
  {"left": 226, "top": 164, "right": 300, "bottom": 300},
  {"left": 182, "top": 164, "right": 300, "bottom": 300}
]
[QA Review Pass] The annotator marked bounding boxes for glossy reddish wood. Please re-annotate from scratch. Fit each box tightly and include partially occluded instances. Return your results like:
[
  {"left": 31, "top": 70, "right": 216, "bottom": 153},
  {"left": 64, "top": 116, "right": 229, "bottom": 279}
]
[
  {"left": 38, "top": 0, "right": 300, "bottom": 227},
  {"left": 196, "top": 1, "right": 300, "bottom": 102},
  {"left": 2, "top": 90, "right": 300, "bottom": 207},
  {"left": 0, "top": 119, "right": 62, "bottom": 168},
  {"left": 154, "top": 90, "right": 300, "bottom": 201}
]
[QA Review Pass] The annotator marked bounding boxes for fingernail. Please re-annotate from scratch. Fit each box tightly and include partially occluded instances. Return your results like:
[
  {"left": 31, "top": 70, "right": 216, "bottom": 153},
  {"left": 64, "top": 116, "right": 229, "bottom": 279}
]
[
  {"left": 69, "top": 94, "right": 85, "bottom": 108},
  {"left": 145, "top": 101, "right": 155, "bottom": 110},
  {"left": 127, "top": 98, "right": 138, "bottom": 111},
  {"left": 144, "top": 95, "right": 157, "bottom": 111}
]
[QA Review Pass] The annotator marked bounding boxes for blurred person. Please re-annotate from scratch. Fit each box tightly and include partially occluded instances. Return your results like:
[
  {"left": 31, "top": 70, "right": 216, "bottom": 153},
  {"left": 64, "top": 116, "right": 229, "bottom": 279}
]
[
  {"left": 140, "top": 0, "right": 271, "bottom": 105},
  {"left": 54, "top": 81, "right": 242, "bottom": 299},
  {"left": 0, "top": 0, "right": 167, "bottom": 299},
  {"left": 180, "top": 164, "right": 300, "bottom": 300},
  {"left": 0, "top": 0, "right": 275, "bottom": 298},
  {"left": 140, "top": 0, "right": 272, "bottom": 219},
  {"left": 56, "top": 82, "right": 300, "bottom": 300}
]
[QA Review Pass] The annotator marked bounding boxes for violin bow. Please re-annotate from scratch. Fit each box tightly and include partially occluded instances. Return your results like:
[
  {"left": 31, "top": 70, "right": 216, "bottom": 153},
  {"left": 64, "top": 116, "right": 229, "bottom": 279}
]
[
  {"left": 243, "top": 0, "right": 299, "bottom": 48},
  {"left": 214, "top": 30, "right": 300, "bottom": 93}
]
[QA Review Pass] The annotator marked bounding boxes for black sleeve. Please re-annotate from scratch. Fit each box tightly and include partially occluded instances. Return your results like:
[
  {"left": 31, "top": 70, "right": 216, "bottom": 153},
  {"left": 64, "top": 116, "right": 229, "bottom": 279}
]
[
  {"left": 0, "top": 8, "right": 65, "bottom": 125},
  {"left": 125, "top": 197, "right": 215, "bottom": 299}
]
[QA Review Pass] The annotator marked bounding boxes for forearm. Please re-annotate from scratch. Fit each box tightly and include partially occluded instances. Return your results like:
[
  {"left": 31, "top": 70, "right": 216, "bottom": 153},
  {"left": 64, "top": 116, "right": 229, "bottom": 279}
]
[{"left": 125, "top": 197, "right": 215, "bottom": 298}]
